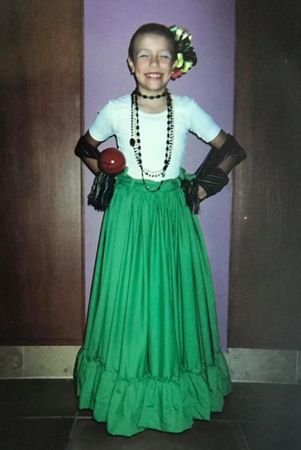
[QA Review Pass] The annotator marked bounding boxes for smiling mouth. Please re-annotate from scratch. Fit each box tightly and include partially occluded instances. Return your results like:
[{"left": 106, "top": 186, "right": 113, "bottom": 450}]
[{"left": 145, "top": 73, "right": 163, "bottom": 79}]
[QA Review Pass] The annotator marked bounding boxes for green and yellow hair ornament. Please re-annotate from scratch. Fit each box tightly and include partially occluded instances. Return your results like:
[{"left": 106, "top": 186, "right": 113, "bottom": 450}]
[{"left": 169, "top": 25, "right": 197, "bottom": 80}]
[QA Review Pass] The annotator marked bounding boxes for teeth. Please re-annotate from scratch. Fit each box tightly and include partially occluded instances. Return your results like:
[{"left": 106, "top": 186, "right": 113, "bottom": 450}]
[{"left": 146, "top": 74, "right": 161, "bottom": 78}]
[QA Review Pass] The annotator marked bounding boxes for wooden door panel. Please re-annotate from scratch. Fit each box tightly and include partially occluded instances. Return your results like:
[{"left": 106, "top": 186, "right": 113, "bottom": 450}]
[
  {"left": 0, "top": 0, "right": 84, "bottom": 344},
  {"left": 228, "top": 0, "right": 301, "bottom": 349}
]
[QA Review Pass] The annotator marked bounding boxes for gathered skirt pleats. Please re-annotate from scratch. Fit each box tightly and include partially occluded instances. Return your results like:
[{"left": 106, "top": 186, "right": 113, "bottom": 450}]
[{"left": 74, "top": 169, "right": 232, "bottom": 436}]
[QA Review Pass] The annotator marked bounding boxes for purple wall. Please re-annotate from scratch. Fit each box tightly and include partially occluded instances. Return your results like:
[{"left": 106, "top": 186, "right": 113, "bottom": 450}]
[{"left": 84, "top": 0, "right": 235, "bottom": 349}]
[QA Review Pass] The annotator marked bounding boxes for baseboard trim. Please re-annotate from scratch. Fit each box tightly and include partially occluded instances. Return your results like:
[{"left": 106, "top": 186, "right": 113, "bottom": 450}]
[{"left": 0, "top": 346, "right": 300, "bottom": 384}]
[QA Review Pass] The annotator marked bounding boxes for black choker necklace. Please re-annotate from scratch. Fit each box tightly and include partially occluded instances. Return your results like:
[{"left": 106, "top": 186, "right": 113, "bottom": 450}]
[
  {"left": 136, "top": 90, "right": 167, "bottom": 100},
  {"left": 130, "top": 88, "right": 174, "bottom": 192}
]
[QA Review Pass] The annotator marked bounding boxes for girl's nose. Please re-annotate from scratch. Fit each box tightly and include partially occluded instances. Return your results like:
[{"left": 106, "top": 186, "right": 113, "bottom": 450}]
[{"left": 149, "top": 55, "right": 159, "bottom": 66}]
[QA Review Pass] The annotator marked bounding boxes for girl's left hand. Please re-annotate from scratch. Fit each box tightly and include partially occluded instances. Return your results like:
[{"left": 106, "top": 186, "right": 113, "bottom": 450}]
[{"left": 198, "top": 186, "right": 207, "bottom": 200}]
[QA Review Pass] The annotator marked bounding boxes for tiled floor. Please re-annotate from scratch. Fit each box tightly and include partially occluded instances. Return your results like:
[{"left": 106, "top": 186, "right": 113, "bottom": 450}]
[{"left": 0, "top": 380, "right": 300, "bottom": 450}]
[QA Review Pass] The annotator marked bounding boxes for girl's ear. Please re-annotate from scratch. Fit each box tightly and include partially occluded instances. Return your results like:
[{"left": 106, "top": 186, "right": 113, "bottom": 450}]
[{"left": 127, "top": 57, "right": 135, "bottom": 74}]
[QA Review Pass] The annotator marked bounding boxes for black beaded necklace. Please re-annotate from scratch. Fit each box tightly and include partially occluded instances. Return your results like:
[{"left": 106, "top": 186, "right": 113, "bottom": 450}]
[
  {"left": 130, "top": 88, "right": 174, "bottom": 192},
  {"left": 136, "top": 90, "right": 167, "bottom": 100}
]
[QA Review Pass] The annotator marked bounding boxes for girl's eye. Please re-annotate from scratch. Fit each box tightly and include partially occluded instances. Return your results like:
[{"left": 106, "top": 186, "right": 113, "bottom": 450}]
[
  {"left": 137, "top": 52, "right": 149, "bottom": 58},
  {"left": 160, "top": 52, "right": 172, "bottom": 59}
]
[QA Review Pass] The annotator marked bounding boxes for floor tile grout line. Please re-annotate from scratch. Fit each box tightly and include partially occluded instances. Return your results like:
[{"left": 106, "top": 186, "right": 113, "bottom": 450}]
[
  {"left": 68, "top": 413, "right": 79, "bottom": 441},
  {"left": 0, "top": 416, "right": 77, "bottom": 420},
  {"left": 235, "top": 422, "right": 251, "bottom": 450},
  {"left": 63, "top": 416, "right": 78, "bottom": 450}
]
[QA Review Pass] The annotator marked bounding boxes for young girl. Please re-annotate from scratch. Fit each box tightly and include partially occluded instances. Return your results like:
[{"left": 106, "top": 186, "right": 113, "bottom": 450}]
[{"left": 74, "top": 23, "right": 246, "bottom": 437}]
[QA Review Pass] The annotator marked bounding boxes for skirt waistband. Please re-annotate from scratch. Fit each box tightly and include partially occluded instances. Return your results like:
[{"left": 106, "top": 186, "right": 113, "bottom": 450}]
[{"left": 115, "top": 168, "right": 195, "bottom": 193}]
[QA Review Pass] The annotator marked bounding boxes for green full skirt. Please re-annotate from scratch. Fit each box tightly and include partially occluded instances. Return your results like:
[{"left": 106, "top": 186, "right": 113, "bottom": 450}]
[{"left": 74, "top": 169, "right": 232, "bottom": 436}]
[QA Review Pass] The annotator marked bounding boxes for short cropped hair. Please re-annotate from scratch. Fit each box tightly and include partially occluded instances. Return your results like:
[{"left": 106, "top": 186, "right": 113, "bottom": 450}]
[{"left": 128, "top": 23, "right": 177, "bottom": 61}]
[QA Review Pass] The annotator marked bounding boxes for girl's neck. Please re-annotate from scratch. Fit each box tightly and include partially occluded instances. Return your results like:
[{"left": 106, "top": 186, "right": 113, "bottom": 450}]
[
  {"left": 137, "top": 97, "right": 167, "bottom": 114},
  {"left": 136, "top": 94, "right": 167, "bottom": 114}
]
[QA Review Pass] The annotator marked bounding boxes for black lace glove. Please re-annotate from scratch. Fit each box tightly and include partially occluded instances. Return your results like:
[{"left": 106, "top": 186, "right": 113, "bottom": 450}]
[
  {"left": 87, "top": 172, "right": 115, "bottom": 211},
  {"left": 181, "top": 134, "right": 247, "bottom": 214},
  {"left": 181, "top": 168, "right": 229, "bottom": 214},
  {"left": 74, "top": 136, "right": 115, "bottom": 212},
  {"left": 74, "top": 136, "right": 101, "bottom": 159}
]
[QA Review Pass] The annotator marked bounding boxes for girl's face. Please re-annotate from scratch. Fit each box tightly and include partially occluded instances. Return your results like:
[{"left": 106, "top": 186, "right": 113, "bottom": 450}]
[{"left": 128, "top": 33, "right": 176, "bottom": 96}]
